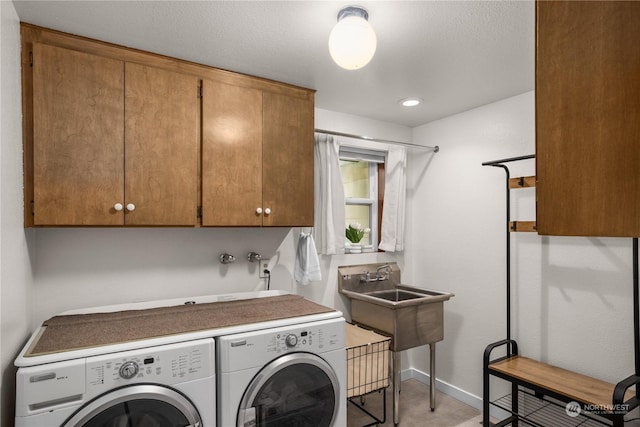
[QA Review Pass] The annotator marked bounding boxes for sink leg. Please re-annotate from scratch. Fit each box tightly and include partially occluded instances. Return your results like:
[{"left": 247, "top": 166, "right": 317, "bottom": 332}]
[
  {"left": 430, "top": 343, "right": 436, "bottom": 411},
  {"left": 393, "top": 350, "right": 400, "bottom": 425}
]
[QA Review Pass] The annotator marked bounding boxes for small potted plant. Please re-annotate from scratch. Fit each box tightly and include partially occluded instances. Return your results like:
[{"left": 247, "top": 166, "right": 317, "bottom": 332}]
[{"left": 345, "top": 223, "right": 370, "bottom": 253}]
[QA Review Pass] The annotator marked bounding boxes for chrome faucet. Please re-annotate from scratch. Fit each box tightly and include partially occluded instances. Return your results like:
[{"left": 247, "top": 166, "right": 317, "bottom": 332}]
[
  {"left": 360, "top": 264, "right": 392, "bottom": 283},
  {"left": 376, "top": 264, "right": 392, "bottom": 280}
]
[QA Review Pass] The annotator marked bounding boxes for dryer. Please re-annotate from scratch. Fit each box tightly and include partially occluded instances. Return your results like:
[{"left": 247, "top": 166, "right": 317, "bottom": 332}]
[
  {"left": 15, "top": 338, "right": 215, "bottom": 427},
  {"left": 217, "top": 317, "right": 346, "bottom": 427}
]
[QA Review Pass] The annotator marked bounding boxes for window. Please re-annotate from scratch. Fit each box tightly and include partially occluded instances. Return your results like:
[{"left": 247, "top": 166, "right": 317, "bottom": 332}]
[{"left": 339, "top": 147, "right": 385, "bottom": 252}]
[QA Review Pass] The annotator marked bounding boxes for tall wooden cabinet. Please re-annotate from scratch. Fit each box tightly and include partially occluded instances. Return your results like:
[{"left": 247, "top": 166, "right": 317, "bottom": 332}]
[
  {"left": 536, "top": 1, "right": 640, "bottom": 237},
  {"left": 21, "top": 24, "right": 315, "bottom": 227}
]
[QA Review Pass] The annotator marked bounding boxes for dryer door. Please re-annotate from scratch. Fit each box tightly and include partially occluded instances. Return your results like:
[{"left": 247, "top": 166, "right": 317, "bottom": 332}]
[
  {"left": 237, "top": 352, "right": 339, "bottom": 427},
  {"left": 62, "top": 384, "right": 201, "bottom": 427}
]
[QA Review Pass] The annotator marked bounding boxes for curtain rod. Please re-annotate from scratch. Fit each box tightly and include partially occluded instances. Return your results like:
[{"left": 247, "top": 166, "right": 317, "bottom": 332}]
[{"left": 314, "top": 128, "right": 439, "bottom": 153}]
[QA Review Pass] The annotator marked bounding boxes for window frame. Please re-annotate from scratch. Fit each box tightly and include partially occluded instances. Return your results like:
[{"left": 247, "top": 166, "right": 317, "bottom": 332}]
[{"left": 339, "top": 147, "right": 386, "bottom": 253}]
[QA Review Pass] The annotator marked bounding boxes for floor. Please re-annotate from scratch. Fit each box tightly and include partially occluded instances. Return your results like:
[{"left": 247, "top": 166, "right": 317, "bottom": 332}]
[{"left": 347, "top": 379, "right": 484, "bottom": 427}]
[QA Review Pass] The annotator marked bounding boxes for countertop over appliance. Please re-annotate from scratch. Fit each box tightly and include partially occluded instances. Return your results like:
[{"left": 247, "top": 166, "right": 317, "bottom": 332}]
[{"left": 16, "top": 291, "right": 341, "bottom": 367}]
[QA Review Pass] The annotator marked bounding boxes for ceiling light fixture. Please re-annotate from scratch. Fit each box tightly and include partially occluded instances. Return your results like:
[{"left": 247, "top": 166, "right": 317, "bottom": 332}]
[
  {"left": 400, "top": 98, "right": 422, "bottom": 107},
  {"left": 328, "top": 6, "right": 377, "bottom": 70}
]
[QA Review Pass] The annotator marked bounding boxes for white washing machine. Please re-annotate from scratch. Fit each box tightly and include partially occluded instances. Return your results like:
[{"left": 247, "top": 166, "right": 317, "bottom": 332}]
[
  {"left": 15, "top": 338, "right": 215, "bottom": 427},
  {"left": 217, "top": 317, "right": 346, "bottom": 427}
]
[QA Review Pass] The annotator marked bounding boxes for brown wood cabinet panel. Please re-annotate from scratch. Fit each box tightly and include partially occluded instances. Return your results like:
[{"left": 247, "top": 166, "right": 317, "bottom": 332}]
[
  {"left": 32, "top": 43, "right": 125, "bottom": 225},
  {"left": 201, "top": 79, "right": 263, "bottom": 226},
  {"left": 262, "top": 92, "right": 315, "bottom": 227},
  {"left": 536, "top": 1, "right": 640, "bottom": 236},
  {"left": 124, "top": 63, "right": 199, "bottom": 225}
]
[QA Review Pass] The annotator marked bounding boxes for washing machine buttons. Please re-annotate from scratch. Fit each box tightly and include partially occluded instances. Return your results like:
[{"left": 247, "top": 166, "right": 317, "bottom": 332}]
[
  {"left": 285, "top": 334, "right": 298, "bottom": 348},
  {"left": 119, "top": 361, "right": 139, "bottom": 380}
]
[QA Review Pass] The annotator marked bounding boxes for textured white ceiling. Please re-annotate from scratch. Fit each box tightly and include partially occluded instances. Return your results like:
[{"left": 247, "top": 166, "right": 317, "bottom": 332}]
[{"left": 12, "top": 0, "right": 535, "bottom": 127}]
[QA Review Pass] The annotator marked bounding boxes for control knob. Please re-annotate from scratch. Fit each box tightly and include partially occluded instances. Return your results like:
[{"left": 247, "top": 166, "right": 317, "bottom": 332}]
[
  {"left": 119, "top": 361, "right": 139, "bottom": 380},
  {"left": 285, "top": 334, "right": 298, "bottom": 348}
]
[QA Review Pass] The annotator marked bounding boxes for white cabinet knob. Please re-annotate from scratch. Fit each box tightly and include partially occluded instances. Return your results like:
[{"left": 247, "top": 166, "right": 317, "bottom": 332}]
[
  {"left": 114, "top": 203, "right": 123, "bottom": 212},
  {"left": 256, "top": 208, "right": 263, "bottom": 214},
  {"left": 126, "top": 203, "right": 136, "bottom": 212},
  {"left": 264, "top": 208, "right": 271, "bottom": 215}
]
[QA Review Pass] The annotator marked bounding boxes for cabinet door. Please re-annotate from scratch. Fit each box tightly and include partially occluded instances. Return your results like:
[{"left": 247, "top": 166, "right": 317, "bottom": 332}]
[
  {"left": 262, "top": 92, "right": 315, "bottom": 227},
  {"left": 536, "top": 1, "right": 640, "bottom": 236},
  {"left": 33, "top": 43, "right": 124, "bottom": 225},
  {"left": 124, "top": 63, "right": 199, "bottom": 225},
  {"left": 201, "top": 79, "right": 263, "bottom": 226}
]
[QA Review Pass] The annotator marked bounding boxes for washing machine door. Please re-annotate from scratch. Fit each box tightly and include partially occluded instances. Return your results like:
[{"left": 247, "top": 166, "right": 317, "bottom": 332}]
[
  {"left": 62, "top": 384, "right": 202, "bottom": 427},
  {"left": 237, "top": 352, "right": 339, "bottom": 427}
]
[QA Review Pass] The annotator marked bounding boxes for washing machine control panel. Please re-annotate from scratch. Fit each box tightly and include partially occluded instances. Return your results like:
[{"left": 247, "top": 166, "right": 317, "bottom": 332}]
[
  {"left": 85, "top": 339, "right": 214, "bottom": 395},
  {"left": 218, "top": 317, "right": 345, "bottom": 370}
]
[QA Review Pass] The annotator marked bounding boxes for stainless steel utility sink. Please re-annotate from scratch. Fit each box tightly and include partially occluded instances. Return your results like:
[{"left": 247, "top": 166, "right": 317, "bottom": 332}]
[{"left": 338, "top": 262, "right": 454, "bottom": 422}]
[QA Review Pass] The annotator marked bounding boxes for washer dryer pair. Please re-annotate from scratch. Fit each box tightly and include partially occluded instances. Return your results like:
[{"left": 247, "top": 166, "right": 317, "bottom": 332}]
[
  {"left": 15, "top": 338, "right": 215, "bottom": 427},
  {"left": 217, "top": 317, "right": 347, "bottom": 427}
]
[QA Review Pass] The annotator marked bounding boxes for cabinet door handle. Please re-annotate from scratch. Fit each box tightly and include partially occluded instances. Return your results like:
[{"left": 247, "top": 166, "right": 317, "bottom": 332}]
[
  {"left": 126, "top": 203, "right": 136, "bottom": 212},
  {"left": 114, "top": 203, "right": 123, "bottom": 212},
  {"left": 264, "top": 208, "right": 271, "bottom": 215},
  {"left": 256, "top": 208, "right": 263, "bottom": 215}
]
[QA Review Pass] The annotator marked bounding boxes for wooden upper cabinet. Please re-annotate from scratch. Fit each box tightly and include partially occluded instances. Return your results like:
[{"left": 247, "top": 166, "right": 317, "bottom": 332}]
[
  {"left": 202, "top": 81, "right": 314, "bottom": 227},
  {"left": 30, "top": 44, "right": 198, "bottom": 226},
  {"left": 202, "top": 79, "right": 263, "bottom": 226},
  {"left": 32, "top": 43, "right": 125, "bottom": 225},
  {"left": 263, "top": 92, "right": 315, "bottom": 227},
  {"left": 124, "top": 63, "right": 199, "bottom": 226},
  {"left": 536, "top": 1, "right": 640, "bottom": 237},
  {"left": 23, "top": 24, "right": 315, "bottom": 227}
]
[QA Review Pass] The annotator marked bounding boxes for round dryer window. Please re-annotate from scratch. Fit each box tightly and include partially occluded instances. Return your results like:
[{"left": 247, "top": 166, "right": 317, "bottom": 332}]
[
  {"left": 238, "top": 353, "right": 340, "bottom": 427},
  {"left": 62, "top": 384, "right": 202, "bottom": 427}
]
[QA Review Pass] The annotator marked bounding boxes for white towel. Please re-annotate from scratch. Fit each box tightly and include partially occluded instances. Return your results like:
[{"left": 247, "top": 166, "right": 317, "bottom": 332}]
[{"left": 294, "top": 232, "right": 322, "bottom": 285}]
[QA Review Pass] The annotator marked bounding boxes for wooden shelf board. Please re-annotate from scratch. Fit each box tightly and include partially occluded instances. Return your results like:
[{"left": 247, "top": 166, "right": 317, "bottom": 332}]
[
  {"left": 489, "top": 356, "right": 634, "bottom": 406},
  {"left": 509, "top": 176, "right": 536, "bottom": 189},
  {"left": 509, "top": 221, "right": 537, "bottom": 232}
]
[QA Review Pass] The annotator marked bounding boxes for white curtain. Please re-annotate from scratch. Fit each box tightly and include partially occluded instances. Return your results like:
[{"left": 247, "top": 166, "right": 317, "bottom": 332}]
[
  {"left": 313, "top": 134, "right": 345, "bottom": 255},
  {"left": 378, "top": 145, "right": 407, "bottom": 252}
]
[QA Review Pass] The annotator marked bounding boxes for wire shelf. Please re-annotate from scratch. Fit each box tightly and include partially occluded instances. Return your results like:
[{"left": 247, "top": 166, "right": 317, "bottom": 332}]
[{"left": 491, "top": 388, "right": 616, "bottom": 427}]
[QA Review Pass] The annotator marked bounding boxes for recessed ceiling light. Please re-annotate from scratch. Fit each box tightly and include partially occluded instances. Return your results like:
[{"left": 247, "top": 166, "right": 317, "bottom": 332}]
[{"left": 399, "top": 98, "right": 422, "bottom": 107}]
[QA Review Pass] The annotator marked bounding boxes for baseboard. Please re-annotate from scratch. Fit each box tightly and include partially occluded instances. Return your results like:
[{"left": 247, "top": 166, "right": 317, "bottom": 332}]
[{"left": 401, "top": 367, "right": 510, "bottom": 420}]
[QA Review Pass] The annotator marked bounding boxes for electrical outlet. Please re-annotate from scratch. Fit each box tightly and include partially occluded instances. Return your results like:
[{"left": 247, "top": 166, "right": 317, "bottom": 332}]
[{"left": 259, "top": 259, "right": 270, "bottom": 278}]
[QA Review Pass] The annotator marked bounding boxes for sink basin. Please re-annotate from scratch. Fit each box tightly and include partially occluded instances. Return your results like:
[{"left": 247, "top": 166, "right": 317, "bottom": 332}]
[
  {"left": 366, "top": 289, "right": 424, "bottom": 302},
  {"left": 341, "top": 284, "right": 452, "bottom": 309}
]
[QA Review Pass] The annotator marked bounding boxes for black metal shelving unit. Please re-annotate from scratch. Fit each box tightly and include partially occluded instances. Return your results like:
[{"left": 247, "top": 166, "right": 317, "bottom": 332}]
[{"left": 481, "top": 155, "right": 640, "bottom": 427}]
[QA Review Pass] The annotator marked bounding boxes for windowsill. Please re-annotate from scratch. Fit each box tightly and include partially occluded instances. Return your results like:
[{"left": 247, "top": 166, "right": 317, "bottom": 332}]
[{"left": 345, "top": 244, "right": 375, "bottom": 254}]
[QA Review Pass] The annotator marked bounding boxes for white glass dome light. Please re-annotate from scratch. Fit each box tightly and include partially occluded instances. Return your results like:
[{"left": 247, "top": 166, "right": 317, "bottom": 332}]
[{"left": 328, "top": 6, "right": 377, "bottom": 70}]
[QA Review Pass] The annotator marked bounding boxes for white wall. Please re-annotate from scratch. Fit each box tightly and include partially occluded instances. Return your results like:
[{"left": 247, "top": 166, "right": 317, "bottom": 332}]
[
  {"left": 1, "top": 2, "right": 35, "bottom": 425},
  {"left": 406, "top": 91, "right": 636, "bottom": 406}
]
